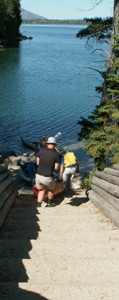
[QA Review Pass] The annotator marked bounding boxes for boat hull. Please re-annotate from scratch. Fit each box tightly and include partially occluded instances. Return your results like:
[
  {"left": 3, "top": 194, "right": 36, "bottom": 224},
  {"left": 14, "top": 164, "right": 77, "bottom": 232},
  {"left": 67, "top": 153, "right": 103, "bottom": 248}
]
[
  {"left": 32, "top": 182, "right": 65, "bottom": 200},
  {"left": 19, "top": 161, "right": 37, "bottom": 185},
  {"left": 21, "top": 137, "right": 39, "bottom": 150}
]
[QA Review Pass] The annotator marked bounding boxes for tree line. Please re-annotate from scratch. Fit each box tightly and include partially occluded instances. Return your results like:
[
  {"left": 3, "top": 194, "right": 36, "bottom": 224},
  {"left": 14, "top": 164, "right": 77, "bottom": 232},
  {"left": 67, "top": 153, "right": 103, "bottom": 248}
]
[
  {"left": 22, "top": 19, "right": 89, "bottom": 25},
  {"left": 0, "top": 0, "right": 22, "bottom": 40}
]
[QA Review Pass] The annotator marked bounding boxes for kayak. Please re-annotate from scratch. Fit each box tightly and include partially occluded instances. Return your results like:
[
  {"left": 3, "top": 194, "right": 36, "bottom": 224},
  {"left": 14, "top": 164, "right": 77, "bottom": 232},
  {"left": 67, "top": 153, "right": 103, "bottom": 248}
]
[
  {"left": 0, "top": 150, "right": 16, "bottom": 157},
  {"left": 21, "top": 137, "right": 40, "bottom": 150},
  {"left": 19, "top": 161, "right": 37, "bottom": 184},
  {"left": 33, "top": 179, "right": 64, "bottom": 200}
]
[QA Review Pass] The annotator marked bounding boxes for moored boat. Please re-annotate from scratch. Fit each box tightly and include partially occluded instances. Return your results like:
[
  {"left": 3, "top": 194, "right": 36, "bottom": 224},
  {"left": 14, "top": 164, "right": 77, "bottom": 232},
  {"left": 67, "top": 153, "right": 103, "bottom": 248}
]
[
  {"left": 0, "top": 150, "right": 16, "bottom": 157},
  {"left": 21, "top": 137, "right": 40, "bottom": 150},
  {"left": 19, "top": 161, "right": 37, "bottom": 184}
]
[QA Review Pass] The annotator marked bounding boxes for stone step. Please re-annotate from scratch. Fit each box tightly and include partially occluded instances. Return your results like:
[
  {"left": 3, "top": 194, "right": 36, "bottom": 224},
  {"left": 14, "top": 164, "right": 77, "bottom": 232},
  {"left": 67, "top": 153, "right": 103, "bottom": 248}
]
[
  {"left": 8, "top": 195, "right": 99, "bottom": 212},
  {"left": 0, "top": 239, "right": 118, "bottom": 259},
  {"left": 1, "top": 214, "right": 114, "bottom": 231},
  {"left": 0, "top": 210, "right": 117, "bottom": 234},
  {"left": 0, "top": 258, "right": 119, "bottom": 284},
  {"left": 8, "top": 200, "right": 100, "bottom": 215},
  {"left": 0, "top": 227, "right": 119, "bottom": 241},
  {"left": 6, "top": 207, "right": 111, "bottom": 219},
  {"left": 7, "top": 210, "right": 101, "bottom": 220},
  {"left": 0, "top": 282, "right": 119, "bottom": 300},
  {"left": 8, "top": 207, "right": 40, "bottom": 215}
]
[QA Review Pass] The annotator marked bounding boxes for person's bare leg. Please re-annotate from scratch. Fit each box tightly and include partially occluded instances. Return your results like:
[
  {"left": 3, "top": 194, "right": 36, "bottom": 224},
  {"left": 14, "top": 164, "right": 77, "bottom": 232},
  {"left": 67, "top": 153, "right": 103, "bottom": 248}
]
[
  {"left": 48, "top": 190, "right": 53, "bottom": 200},
  {"left": 46, "top": 190, "right": 56, "bottom": 207},
  {"left": 37, "top": 189, "right": 46, "bottom": 205}
]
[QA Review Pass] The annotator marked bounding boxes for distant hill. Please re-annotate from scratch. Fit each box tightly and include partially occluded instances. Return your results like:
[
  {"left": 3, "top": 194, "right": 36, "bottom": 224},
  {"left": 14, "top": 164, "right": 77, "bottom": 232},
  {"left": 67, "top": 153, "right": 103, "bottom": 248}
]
[{"left": 21, "top": 8, "right": 46, "bottom": 20}]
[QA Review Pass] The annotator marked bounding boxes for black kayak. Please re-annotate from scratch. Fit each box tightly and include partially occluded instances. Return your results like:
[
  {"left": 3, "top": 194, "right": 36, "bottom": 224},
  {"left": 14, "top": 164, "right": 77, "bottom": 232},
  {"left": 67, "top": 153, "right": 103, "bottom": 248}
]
[
  {"left": 0, "top": 150, "right": 16, "bottom": 157},
  {"left": 21, "top": 137, "right": 40, "bottom": 150}
]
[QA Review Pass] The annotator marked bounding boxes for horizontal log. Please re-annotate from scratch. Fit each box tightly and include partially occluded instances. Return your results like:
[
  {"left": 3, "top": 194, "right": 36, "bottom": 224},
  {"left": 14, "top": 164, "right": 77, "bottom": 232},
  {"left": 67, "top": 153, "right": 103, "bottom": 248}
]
[
  {"left": 95, "top": 170, "right": 119, "bottom": 186},
  {"left": 91, "top": 176, "right": 119, "bottom": 198},
  {"left": 0, "top": 164, "right": 7, "bottom": 174},
  {"left": 91, "top": 184, "right": 119, "bottom": 212},
  {"left": 0, "top": 189, "right": 18, "bottom": 228},
  {"left": 88, "top": 190, "right": 119, "bottom": 228},
  {"left": 0, "top": 184, "right": 15, "bottom": 210},
  {"left": 104, "top": 167, "right": 119, "bottom": 177},
  {"left": 113, "top": 164, "right": 119, "bottom": 171},
  {"left": 0, "top": 170, "right": 9, "bottom": 183},
  {"left": 0, "top": 176, "right": 13, "bottom": 196}
]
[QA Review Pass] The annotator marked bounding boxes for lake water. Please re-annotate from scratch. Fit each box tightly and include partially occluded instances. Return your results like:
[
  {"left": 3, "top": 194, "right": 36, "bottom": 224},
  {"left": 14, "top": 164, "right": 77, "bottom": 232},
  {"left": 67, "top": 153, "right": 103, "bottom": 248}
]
[{"left": 0, "top": 24, "right": 109, "bottom": 172}]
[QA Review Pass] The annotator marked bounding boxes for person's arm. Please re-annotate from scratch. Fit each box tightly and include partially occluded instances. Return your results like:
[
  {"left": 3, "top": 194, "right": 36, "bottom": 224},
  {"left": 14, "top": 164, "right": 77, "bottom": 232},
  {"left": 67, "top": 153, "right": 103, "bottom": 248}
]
[
  {"left": 36, "top": 156, "right": 40, "bottom": 166},
  {"left": 76, "top": 158, "right": 79, "bottom": 173},
  {"left": 54, "top": 152, "right": 60, "bottom": 170},
  {"left": 36, "top": 149, "right": 41, "bottom": 165},
  {"left": 60, "top": 164, "right": 64, "bottom": 178},
  {"left": 54, "top": 162, "right": 59, "bottom": 170}
]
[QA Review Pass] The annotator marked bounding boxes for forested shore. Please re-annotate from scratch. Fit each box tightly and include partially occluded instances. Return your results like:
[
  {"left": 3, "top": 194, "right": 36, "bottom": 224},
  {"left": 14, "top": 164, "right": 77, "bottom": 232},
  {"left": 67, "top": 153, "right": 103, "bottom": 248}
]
[{"left": 22, "top": 19, "right": 89, "bottom": 25}]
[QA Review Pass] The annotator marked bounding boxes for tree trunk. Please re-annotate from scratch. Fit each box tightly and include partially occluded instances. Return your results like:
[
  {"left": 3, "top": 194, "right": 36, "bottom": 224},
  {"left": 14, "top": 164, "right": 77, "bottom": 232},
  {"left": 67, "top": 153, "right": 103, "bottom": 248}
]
[{"left": 101, "top": 0, "right": 119, "bottom": 104}]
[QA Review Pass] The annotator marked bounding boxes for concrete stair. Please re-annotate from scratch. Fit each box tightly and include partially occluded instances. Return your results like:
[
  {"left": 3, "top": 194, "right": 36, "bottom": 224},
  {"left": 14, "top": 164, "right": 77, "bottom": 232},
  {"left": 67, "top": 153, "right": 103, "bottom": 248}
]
[{"left": 0, "top": 191, "right": 119, "bottom": 299}]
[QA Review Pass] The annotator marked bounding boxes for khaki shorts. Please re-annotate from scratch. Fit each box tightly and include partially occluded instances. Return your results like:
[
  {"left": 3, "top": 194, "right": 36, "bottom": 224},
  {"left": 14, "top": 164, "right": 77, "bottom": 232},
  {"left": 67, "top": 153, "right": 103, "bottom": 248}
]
[{"left": 35, "top": 174, "right": 56, "bottom": 190}]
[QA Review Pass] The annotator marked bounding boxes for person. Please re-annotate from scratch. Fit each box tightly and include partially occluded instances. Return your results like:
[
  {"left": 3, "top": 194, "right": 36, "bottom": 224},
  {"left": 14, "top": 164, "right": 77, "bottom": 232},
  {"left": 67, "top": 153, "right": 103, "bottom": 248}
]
[
  {"left": 35, "top": 136, "right": 60, "bottom": 207},
  {"left": 39, "top": 135, "right": 46, "bottom": 147},
  {"left": 60, "top": 150, "right": 79, "bottom": 191}
]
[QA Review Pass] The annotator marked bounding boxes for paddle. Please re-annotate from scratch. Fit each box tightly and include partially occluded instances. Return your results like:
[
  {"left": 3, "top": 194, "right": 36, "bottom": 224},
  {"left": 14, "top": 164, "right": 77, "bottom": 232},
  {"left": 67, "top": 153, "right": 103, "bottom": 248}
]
[
  {"left": 54, "top": 132, "right": 61, "bottom": 152},
  {"left": 33, "top": 143, "right": 37, "bottom": 158},
  {"left": 55, "top": 132, "right": 61, "bottom": 138}
]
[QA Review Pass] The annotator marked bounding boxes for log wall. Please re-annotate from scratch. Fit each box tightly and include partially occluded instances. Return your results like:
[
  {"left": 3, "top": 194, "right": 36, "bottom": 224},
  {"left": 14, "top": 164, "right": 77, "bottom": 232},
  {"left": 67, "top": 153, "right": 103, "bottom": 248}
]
[
  {"left": 88, "top": 164, "right": 119, "bottom": 228},
  {"left": 0, "top": 164, "right": 18, "bottom": 228}
]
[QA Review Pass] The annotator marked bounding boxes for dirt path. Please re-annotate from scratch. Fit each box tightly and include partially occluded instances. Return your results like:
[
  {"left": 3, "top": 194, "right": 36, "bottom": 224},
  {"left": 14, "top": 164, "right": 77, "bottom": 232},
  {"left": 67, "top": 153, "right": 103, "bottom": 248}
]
[{"left": 0, "top": 169, "right": 119, "bottom": 299}]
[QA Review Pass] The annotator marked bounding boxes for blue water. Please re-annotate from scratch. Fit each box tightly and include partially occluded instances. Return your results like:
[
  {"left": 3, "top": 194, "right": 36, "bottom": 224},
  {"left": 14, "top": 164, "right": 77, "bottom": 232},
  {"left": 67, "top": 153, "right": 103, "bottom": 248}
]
[{"left": 0, "top": 24, "right": 109, "bottom": 171}]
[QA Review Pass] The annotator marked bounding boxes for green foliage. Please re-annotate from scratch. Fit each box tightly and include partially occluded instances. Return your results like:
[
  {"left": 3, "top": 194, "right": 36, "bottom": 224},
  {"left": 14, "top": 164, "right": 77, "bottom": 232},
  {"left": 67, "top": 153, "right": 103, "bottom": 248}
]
[
  {"left": 78, "top": 94, "right": 119, "bottom": 169},
  {"left": 77, "top": 12, "right": 119, "bottom": 171},
  {"left": 95, "top": 85, "right": 103, "bottom": 93},
  {"left": 0, "top": 0, "right": 22, "bottom": 39},
  {"left": 81, "top": 172, "right": 94, "bottom": 189},
  {"left": 76, "top": 17, "right": 113, "bottom": 39}
]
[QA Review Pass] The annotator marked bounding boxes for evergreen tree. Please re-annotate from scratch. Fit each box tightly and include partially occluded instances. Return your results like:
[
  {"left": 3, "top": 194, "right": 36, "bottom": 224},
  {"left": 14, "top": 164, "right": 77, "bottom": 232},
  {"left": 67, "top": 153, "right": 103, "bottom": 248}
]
[
  {"left": 77, "top": 0, "right": 119, "bottom": 170},
  {"left": 76, "top": 17, "right": 113, "bottom": 40},
  {"left": 0, "top": 0, "right": 5, "bottom": 38},
  {"left": 0, "top": 0, "right": 22, "bottom": 39},
  {"left": 78, "top": 34, "right": 119, "bottom": 170}
]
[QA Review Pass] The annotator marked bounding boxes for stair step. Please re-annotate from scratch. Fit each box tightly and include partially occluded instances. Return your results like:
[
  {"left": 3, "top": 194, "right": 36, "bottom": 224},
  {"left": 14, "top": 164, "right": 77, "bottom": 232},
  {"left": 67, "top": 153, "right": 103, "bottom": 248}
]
[
  {"left": 7, "top": 211, "right": 101, "bottom": 220},
  {"left": 0, "top": 282, "right": 119, "bottom": 300},
  {"left": 0, "top": 258, "right": 119, "bottom": 283},
  {"left": 0, "top": 227, "right": 119, "bottom": 240},
  {"left": 1, "top": 215, "right": 114, "bottom": 231},
  {"left": 4, "top": 208, "right": 110, "bottom": 223},
  {"left": 8, "top": 200, "right": 100, "bottom": 215},
  {"left": 0, "top": 211, "right": 117, "bottom": 234},
  {"left": 0, "top": 193, "right": 119, "bottom": 300},
  {"left": 0, "top": 238, "right": 118, "bottom": 259}
]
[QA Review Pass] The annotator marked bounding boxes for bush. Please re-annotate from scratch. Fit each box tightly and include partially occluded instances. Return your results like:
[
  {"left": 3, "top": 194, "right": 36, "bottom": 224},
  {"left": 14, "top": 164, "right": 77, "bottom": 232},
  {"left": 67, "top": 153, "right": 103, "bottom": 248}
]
[{"left": 81, "top": 171, "right": 94, "bottom": 189}]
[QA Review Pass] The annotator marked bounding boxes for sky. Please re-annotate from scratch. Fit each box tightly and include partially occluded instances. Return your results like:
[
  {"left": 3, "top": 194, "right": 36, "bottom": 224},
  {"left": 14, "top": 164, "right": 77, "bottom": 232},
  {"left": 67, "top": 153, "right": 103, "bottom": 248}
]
[{"left": 20, "top": 0, "right": 113, "bottom": 20}]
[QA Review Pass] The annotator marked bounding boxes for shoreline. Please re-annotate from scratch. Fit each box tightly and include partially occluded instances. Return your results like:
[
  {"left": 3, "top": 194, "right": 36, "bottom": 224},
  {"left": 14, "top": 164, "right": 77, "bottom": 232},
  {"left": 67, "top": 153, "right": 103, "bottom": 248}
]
[{"left": 0, "top": 35, "right": 33, "bottom": 48}]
